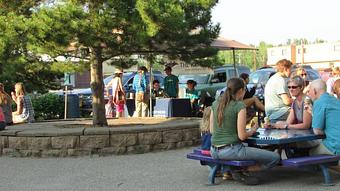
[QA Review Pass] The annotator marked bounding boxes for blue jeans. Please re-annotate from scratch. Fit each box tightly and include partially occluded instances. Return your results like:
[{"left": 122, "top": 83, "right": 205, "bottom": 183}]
[{"left": 210, "top": 143, "right": 280, "bottom": 169}]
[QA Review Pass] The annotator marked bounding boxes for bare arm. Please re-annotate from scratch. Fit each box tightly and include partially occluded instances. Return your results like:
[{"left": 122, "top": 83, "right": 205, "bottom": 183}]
[
  {"left": 273, "top": 108, "right": 294, "bottom": 129},
  {"left": 117, "top": 78, "right": 125, "bottom": 96},
  {"left": 209, "top": 109, "right": 214, "bottom": 133},
  {"left": 288, "top": 109, "right": 312, "bottom": 129},
  {"left": 13, "top": 96, "right": 23, "bottom": 115},
  {"left": 237, "top": 108, "right": 257, "bottom": 141},
  {"left": 286, "top": 108, "right": 295, "bottom": 124},
  {"left": 106, "top": 79, "right": 114, "bottom": 96},
  {"left": 280, "top": 93, "right": 293, "bottom": 106}
]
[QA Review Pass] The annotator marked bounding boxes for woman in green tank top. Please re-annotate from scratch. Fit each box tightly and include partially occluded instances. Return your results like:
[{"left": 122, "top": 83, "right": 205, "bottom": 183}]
[{"left": 209, "top": 78, "right": 280, "bottom": 185}]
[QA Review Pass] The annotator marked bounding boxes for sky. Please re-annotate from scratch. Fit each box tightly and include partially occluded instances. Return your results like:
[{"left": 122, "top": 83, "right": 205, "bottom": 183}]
[{"left": 211, "top": 0, "right": 340, "bottom": 45}]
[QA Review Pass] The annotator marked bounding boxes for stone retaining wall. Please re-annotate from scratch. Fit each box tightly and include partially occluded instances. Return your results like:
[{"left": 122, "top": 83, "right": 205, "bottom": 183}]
[{"left": 0, "top": 120, "right": 201, "bottom": 157}]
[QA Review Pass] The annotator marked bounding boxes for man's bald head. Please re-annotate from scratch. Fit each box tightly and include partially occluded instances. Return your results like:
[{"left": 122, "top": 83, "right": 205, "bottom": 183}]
[
  {"left": 308, "top": 79, "right": 326, "bottom": 101},
  {"left": 310, "top": 79, "right": 326, "bottom": 92}
]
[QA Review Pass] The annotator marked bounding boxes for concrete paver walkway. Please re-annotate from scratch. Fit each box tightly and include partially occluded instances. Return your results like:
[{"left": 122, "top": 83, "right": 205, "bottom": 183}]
[{"left": 0, "top": 147, "right": 339, "bottom": 191}]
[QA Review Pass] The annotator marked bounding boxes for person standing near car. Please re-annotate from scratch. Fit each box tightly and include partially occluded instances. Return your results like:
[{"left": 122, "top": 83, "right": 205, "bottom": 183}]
[
  {"left": 264, "top": 59, "right": 293, "bottom": 123},
  {"left": 106, "top": 68, "right": 126, "bottom": 118},
  {"left": 164, "top": 66, "right": 179, "bottom": 98},
  {"left": 133, "top": 66, "right": 149, "bottom": 117}
]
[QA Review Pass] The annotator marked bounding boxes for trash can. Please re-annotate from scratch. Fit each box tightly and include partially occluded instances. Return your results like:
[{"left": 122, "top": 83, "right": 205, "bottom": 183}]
[{"left": 67, "top": 94, "right": 80, "bottom": 118}]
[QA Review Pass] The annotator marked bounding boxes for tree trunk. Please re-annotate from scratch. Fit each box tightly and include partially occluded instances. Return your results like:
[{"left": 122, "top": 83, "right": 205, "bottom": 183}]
[{"left": 90, "top": 48, "right": 108, "bottom": 127}]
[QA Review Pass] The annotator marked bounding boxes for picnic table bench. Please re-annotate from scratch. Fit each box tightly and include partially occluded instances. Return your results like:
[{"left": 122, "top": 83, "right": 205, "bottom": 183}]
[
  {"left": 187, "top": 148, "right": 340, "bottom": 186},
  {"left": 187, "top": 148, "right": 256, "bottom": 185}
]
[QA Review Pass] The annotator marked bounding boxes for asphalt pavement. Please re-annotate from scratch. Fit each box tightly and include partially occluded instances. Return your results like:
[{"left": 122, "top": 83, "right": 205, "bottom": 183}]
[{"left": 0, "top": 147, "right": 339, "bottom": 191}]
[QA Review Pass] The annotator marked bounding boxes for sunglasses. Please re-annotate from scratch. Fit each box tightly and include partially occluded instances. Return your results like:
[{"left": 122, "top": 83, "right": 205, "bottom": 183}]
[
  {"left": 288, "top": 86, "right": 299, "bottom": 89},
  {"left": 301, "top": 73, "right": 307, "bottom": 76}
]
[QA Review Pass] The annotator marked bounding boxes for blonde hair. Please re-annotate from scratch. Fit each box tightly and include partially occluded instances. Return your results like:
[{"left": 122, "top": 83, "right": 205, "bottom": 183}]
[
  {"left": 296, "top": 68, "right": 306, "bottom": 76},
  {"left": 276, "top": 59, "right": 293, "bottom": 73},
  {"left": 333, "top": 79, "right": 340, "bottom": 98},
  {"left": 200, "top": 106, "right": 211, "bottom": 133},
  {"left": 332, "top": 67, "right": 340, "bottom": 76},
  {"left": 15, "top": 82, "right": 26, "bottom": 97}
]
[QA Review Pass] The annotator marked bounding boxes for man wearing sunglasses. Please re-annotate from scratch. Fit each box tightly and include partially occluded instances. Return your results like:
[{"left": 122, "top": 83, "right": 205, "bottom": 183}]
[{"left": 264, "top": 59, "right": 293, "bottom": 123}]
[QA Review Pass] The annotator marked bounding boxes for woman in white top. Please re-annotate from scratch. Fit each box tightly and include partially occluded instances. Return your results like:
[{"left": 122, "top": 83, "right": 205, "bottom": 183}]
[{"left": 106, "top": 69, "right": 126, "bottom": 118}]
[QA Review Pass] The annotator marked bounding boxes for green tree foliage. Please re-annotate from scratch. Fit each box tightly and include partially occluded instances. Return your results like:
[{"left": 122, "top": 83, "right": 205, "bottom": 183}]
[
  {"left": 0, "top": 0, "right": 73, "bottom": 93},
  {"left": 1, "top": 0, "right": 220, "bottom": 126},
  {"left": 216, "top": 41, "right": 273, "bottom": 71}
]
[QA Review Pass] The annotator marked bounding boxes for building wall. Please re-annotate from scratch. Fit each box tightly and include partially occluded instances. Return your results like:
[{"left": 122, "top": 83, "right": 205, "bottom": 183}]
[{"left": 267, "top": 42, "right": 340, "bottom": 70}]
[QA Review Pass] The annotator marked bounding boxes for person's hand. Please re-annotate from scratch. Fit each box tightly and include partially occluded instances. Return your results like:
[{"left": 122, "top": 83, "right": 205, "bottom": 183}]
[
  {"left": 304, "top": 104, "right": 313, "bottom": 116},
  {"left": 250, "top": 123, "right": 258, "bottom": 135},
  {"left": 273, "top": 121, "right": 288, "bottom": 129},
  {"left": 11, "top": 92, "right": 16, "bottom": 100}
]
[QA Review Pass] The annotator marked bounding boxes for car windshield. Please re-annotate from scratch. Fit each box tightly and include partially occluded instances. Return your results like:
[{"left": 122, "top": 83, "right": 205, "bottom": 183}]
[
  {"left": 249, "top": 70, "right": 275, "bottom": 84},
  {"left": 178, "top": 74, "right": 209, "bottom": 84}
]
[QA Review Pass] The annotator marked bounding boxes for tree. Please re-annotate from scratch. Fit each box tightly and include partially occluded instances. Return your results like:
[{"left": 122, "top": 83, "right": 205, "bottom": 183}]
[
  {"left": 1, "top": 0, "right": 220, "bottom": 126},
  {"left": 0, "top": 1, "right": 67, "bottom": 93}
]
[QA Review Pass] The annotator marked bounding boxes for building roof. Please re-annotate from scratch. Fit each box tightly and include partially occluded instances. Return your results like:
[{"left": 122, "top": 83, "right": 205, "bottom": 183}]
[{"left": 211, "top": 37, "right": 257, "bottom": 50}]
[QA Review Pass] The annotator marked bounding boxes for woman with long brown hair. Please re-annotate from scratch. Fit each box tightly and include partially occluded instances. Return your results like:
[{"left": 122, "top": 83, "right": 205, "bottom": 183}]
[
  {"left": 209, "top": 78, "right": 280, "bottom": 185},
  {"left": 0, "top": 83, "right": 13, "bottom": 125}
]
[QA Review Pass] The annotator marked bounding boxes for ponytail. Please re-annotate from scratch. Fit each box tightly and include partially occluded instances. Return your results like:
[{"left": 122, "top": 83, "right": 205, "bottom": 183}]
[{"left": 216, "top": 78, "right": 245, "bottom": 128}]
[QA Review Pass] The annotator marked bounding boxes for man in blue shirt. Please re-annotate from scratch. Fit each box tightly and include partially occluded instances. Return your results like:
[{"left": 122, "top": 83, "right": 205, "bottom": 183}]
[
  {"left": 307, "top": 79, "right": 340, "bottom": 155},
  {"left": 132, "top": 66, "right": 149, "bottom": 117}
]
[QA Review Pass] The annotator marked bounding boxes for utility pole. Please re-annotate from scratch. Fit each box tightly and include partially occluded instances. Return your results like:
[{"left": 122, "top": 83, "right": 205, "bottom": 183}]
[{"left": 301, "top": 40, "right": 305, "bottom": 65}]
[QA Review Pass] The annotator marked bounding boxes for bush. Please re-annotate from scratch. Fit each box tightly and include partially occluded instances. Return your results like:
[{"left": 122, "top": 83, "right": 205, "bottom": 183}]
[{"left": 32, "top": 93, "right": 64, "bottom": 120}]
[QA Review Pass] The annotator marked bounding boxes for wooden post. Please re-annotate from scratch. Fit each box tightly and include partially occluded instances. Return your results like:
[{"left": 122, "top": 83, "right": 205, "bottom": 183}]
[
  {"left": 253, "top": 49, "right": 257, "bottom": 71},
  {"left": 64, "top": 85, "right": 68, "bottom": 120}
]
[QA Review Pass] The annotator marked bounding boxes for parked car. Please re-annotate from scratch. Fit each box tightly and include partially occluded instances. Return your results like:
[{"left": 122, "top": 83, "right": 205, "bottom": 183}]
[
  {"left": 248, "top": 65, "right": 320, "bottom": 98},
  {"left": 75, "top": 71, "right": 164, "bottom": 109},
  {"left": 291, "top": 64, "right": 321, "bottom": 82},
  {"left": 179, "top": 64, "right": 251, "bottom": 107}
]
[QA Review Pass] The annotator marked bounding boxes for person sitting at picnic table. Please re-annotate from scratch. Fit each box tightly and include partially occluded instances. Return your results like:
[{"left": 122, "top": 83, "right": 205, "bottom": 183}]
[
  {"left": 239, "top": 73, "right": 265, "bottom": 112},
  {"left": 200, "top": 106, "right": 233, "bottom": 180},
  {"left": 185, "top": 80, "right": 199, "bottom": 116},
  {"left": 11, "top": 82, "right": 35, "bottom": 124},
  {"left": 272, "top": 76, "right": 319, "bottom": 156},
  {"left": 0, "top": 83, "right": 13, "bottom": 125},
  {"left": 295, "top": 68, "right": 310, "bottom": 94},
  {"left": 151, "top": 80, "right": 166, "bottom": 98},
  {"left": 326, "top": 67, "right": 340, "bottom": 96},
  {"left": 264, "top": 59, "right": 293, "bottom": 123},
  {"left": 273, "top": 76, "right": 311, "bottom": 130},
  {"left": 305, "top": 79, "right": 340, "bottom": 156},
  {"left": 210, "top": 78, "right": 280, "bottom": 185},
  {"left": 332, "top": 79, "right": 340, "bottom": 99}
]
